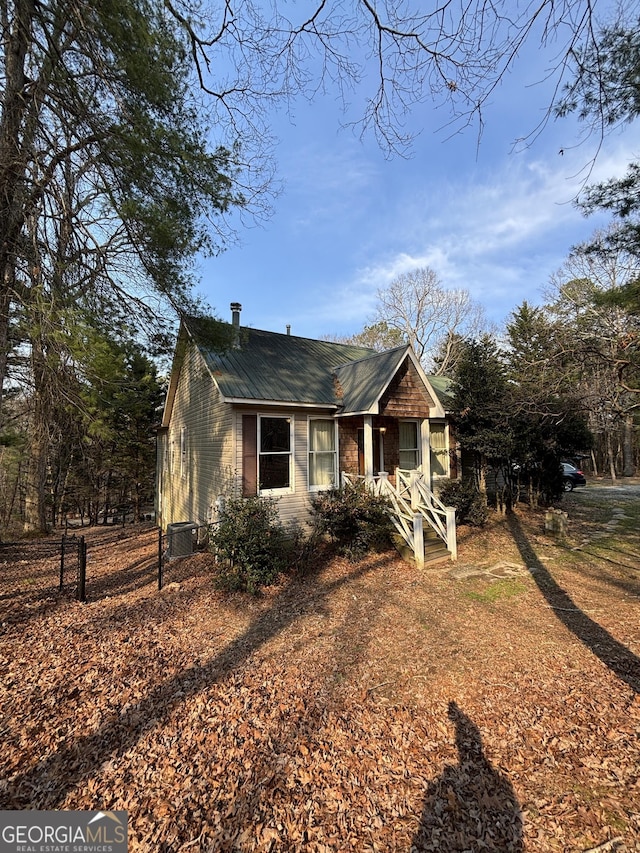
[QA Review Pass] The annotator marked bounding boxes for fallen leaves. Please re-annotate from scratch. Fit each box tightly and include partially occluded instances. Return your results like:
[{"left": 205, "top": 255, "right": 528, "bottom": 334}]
[{"left": 0, "top": 512, "right": 639, "bottom": 851}]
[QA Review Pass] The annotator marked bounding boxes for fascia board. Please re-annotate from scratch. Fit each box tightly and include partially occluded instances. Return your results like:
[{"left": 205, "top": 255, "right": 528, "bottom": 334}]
[
  {"left": 406, "top": 348, "right": 447, "bottom": 417},
  {"left": 161, "top": 322, "right": 190, "bottom": 428},
  {"left": 224, "top": 396, "right": 339, "bottom": 410},
  {"left": 334, "top": 406, "right": 378, "bottom": 418}
]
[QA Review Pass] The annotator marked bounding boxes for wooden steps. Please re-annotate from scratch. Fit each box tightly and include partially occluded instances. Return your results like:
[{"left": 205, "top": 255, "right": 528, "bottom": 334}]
[{"left": 391, "top": 529, "right": 452, "bottom": 567}]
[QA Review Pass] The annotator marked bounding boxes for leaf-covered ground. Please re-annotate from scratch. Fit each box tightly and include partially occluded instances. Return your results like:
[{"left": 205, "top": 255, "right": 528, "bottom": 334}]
[{"left": 1, "top": 485, "right": 639, "bottom": 852}]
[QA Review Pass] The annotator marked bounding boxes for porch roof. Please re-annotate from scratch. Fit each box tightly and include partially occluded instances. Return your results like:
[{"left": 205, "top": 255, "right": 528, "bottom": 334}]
[{"left": 333, "top": 346, "right": 408, "bottom": 414}]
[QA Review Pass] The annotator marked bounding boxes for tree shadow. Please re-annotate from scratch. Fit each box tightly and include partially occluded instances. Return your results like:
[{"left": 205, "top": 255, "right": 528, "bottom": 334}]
[
  {"left": 1, "top": 551, "right": 393, "bottom": 810},
  {"left": 412, "top": 702, "right": 523, "bottom": 852},
  {"left": 507, "top": 513, "right": 640, "bottom": 694}
]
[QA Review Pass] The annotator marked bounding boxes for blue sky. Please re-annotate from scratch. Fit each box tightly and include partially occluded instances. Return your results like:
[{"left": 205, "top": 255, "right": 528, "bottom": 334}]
[{"left": 195, "top": 30, "right": 640, "bottom": 341}]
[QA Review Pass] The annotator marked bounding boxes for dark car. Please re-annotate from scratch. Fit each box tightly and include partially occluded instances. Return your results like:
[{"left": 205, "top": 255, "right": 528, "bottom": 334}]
[{"left": 561, "top": 462, "right": 587, "bottom": 491}]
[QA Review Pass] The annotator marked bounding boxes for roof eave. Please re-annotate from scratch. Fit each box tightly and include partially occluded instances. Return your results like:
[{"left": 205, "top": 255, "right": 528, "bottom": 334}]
[{"left": 224, "top": 396, "right": 339, "bottom": 411}]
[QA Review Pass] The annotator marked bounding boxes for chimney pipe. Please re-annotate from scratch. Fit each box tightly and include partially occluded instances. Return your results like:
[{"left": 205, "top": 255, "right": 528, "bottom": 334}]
[
  {"left": 286, "top": 324, "right": 291, "bottom": 336},
  {"left": 230, "top": 302, "right": 242, "bottom": 348}
]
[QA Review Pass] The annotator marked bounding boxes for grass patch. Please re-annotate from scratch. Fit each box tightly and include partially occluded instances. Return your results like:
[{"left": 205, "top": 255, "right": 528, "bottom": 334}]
[{"left": 463, "top": 578, "right": 528, "bottom": 604}]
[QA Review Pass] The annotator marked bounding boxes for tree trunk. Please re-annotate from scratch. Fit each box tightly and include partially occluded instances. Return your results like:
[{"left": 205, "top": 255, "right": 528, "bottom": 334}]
[
  {"left": 0, "top": 0, "right": 38, "bottom": 407},
  {"left": 622, "top": 413, "right": 636, "bottom": 477},
  {"left": 605, "top": 428, "right": 617, "bottom": 480},
  {"left": 23, "top": 420, "right": 49, "bottom": 533}
]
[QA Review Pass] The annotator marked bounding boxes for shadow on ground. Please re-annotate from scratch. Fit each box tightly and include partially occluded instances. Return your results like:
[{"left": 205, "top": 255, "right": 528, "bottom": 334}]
[
  {"left": 507, "top": 513, "right": 640, "bottom": 694},
  {"left": 411, "top": 702, "right": 523, "bottom": 852}
]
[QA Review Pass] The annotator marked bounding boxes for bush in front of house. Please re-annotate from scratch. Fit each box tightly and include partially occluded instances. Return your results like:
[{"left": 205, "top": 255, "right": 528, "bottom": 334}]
[
  {"left": 209, "top": 496, "right": 288, "bottom": 593},
  {"left": 437, "top": 479, "right": 488, "bottom": 527},
  {"left": 311, "top": 483, "right": 393, "bottom": 560}
]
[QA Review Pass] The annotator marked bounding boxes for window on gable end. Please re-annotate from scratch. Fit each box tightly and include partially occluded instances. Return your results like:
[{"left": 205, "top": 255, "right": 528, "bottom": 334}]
[{"left": 180, "top": 426, "right": 187, "bottom": 479}]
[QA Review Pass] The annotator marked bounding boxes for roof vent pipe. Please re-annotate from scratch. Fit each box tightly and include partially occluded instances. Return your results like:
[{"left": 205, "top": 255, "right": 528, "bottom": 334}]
[
  {"left": 230, "top": 302, "right": 242, "bottom": 348},
  {"left": 286, "top": 324, "right": 291, "bottom": 335}
]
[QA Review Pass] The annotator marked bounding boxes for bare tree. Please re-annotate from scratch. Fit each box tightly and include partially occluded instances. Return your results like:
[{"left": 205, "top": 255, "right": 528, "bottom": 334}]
[
  {"left": 545, "top": 235, "right": 640, "bottom": 477},
  {"left": 372, "top": 268, "right": 487, "bottom": 373},
  {"left": 177, "top": 0, "right": 614, "bottom": 156}
]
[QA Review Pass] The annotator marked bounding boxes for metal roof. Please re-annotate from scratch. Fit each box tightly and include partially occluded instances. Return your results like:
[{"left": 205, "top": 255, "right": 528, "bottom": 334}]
[
  {"left": 186, "top": 317, "right": 378, "bottom": 407},
  {"left": 183, "top": 316, "right": 451, "bottom": 414},
  {"left": 334, "top": 346, "right": 409, "bottom": 414}
]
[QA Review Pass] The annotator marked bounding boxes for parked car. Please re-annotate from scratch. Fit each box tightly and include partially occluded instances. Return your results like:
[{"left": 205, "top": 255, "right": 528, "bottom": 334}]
[{"left": 561, "top": 462, "right": 587, "bottom": 491}]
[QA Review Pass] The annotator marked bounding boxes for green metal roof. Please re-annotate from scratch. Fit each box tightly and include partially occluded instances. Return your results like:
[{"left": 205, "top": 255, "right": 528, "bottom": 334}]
[
  {"left": 183, "top": 316, "right": 451, "bottom": 413},
  {"left": 185, "top": 317, "right": 377, "bottom": 407},
  {"left": 334, "top": 346, "right": 408, "bottom": 414},
  {"left": 427, "top": 374, "right": 455, "bottom": 410}
]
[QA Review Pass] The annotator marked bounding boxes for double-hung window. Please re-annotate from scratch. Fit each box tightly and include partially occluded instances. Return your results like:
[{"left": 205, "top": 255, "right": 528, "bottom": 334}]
[
  {"left": 259, "top": 416, "right": 292, "bottom": 492},
  {"left": 309, "top": 419, "right": 337, "bottom": 489},
  {"left": 430, "top": 422, "right": 448, "bottom": 477},
  {"left": 399, "top": 421, "right": 420, "bottom": 470}
]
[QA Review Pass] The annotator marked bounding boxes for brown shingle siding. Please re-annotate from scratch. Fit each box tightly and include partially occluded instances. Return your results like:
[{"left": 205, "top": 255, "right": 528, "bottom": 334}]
[{"left": 379, "top": 359, "right": 434, "bottom": 418}]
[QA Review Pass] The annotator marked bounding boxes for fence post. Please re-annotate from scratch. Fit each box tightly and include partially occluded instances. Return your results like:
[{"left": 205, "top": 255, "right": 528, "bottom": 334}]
[
  {"left": 413, "top": 512, "right": 424, "bottom": 569},
  {"left": 60, "top": 535, "right": 66, "bottom": 590},
  {"left": 158, "top": 527, "right": 163, "bottom": 591},
  {"left": 76, "top": 536, "right": 87, "bottom": 602}
]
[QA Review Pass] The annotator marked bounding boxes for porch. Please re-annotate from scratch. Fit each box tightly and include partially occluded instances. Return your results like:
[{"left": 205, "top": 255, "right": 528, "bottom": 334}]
[{"left": 341, "top": 468, "right": 457, "bottom": 567}]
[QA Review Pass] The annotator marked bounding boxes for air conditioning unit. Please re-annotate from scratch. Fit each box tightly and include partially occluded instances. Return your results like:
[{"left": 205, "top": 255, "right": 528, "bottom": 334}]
[{"left": 167, "top": 521, "right": 196, "bottom": 558}]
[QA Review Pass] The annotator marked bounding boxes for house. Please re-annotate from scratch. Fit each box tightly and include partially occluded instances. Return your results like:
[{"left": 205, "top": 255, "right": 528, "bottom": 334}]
[{"left": 156, "top": 305, "right": 459, "bottom": 562}]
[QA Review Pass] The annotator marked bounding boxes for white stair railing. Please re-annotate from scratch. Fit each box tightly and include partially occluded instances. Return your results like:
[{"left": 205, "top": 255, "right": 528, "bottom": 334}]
[{"left": 340, "top": 470, "right": 457, "bottom": 564}]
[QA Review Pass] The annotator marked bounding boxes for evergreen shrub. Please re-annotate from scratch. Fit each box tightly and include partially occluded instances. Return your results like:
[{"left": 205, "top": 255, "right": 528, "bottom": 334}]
[
  {"left": 209, "top": 496, "right": 288, "bottom": 593},
  {"left": 311, "top": 483, "right": 392, "bottom": 560},
  {"left": 437, "top": 479, "right": 488, "bottom": 527}
]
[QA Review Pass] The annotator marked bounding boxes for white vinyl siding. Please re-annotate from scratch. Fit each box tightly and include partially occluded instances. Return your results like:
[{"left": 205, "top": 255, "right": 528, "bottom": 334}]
[{"left": 160, "top": 339, "right": 234, "bottom": 528}]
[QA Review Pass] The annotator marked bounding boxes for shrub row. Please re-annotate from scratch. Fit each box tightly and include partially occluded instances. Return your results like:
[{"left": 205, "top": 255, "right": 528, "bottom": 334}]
[{"left": 208, "top": 479, "right": 488, "bottom": 594}]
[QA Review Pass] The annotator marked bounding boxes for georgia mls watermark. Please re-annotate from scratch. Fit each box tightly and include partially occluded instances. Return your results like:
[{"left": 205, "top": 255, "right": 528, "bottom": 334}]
[{"left": 0, "top": 811, "right": 128, "bottom": 853}]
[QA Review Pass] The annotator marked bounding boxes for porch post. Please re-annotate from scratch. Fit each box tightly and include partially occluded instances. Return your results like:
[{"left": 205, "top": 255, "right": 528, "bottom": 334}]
[
  {"left": 421, "top": 419, "right": 432, "bottom": 485},
  {"left": 446, "top": 506, "right": 457, "bottom": 561},
  {"left": 363, "top": 416, "right": 374, "bottom": 481},
  {"left": 413, "top": 513, "right": 424, "bottom": 568}
]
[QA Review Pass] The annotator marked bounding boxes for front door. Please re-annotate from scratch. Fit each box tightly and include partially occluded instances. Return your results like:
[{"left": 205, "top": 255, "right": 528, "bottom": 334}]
[{"left": 357, "top": 428, "right": 382, "bottom": 476}]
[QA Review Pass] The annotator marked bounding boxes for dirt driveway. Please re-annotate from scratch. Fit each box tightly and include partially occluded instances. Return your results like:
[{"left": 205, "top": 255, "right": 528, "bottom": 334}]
[{"left": 0, "top": 486, "right": 638, "bottom": 852}]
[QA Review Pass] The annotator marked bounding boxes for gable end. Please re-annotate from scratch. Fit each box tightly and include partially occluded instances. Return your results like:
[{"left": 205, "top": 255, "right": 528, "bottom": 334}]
[{"left": 378, "top": 358, "right": 434, "bottom": 418}]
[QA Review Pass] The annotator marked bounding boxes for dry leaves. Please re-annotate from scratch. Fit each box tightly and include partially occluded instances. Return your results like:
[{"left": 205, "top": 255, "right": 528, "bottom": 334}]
[{"left": 0, "top": 505, "right": 639, "bottom": 852}]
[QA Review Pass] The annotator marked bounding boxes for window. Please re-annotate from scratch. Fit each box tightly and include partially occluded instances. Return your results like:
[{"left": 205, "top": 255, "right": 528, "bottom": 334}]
[
  {"left": 259, "top": 416, "right": 292, "bottom": 492},
  {"left": 309, "top": 419, "right": 337, "bottom": 489},
  {"left": 399, "top": 421, "right": 420, "bottom": 470},
  {"left": 430, "top": 422, "right": 448, "bottom": 477},
  {"left": 180, "top": 426, "right": 187, "bottom": 479}
]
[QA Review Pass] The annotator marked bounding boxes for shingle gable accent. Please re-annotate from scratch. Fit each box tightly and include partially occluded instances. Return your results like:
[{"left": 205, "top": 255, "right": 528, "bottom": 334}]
[{"left": 378, "top": 358, "right": 435, "bottom": 418}]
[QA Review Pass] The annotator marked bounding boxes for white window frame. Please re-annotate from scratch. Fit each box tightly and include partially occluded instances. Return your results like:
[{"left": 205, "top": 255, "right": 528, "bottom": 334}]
[
  {"left": 258, "top": 414, "right": 294, "bottom": 495},
  {"left": 429, "top": 420, "right": 449, "bottom": 479},
  {"left": 180, "top": 426, "right": 187, "bottom": 479},
  {"left": 399, "top": 419, "right": 421, "bottom": 470},
  {"left": 308, "top": 417, "right": 338, "bottom": 491}
]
